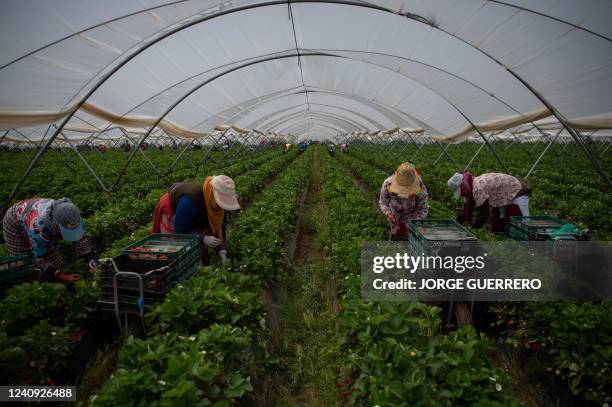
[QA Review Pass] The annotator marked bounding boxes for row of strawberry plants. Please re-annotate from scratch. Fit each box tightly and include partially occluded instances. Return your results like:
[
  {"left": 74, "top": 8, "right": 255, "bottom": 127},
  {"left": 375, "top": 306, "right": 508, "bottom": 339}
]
[
  {"left": 99, "top": 149, "right": 301, "bottom": 259},
  {"left": 318, "top": 148, "right": 517, "bottom": 405},
  {"left": 349, "top": 144, "right": 612, "bottom": 236},
  {"left": 0, "top": 149, "right": 297, "bottom": 389},
  {"left": 0, "top": 147, "right": 275, "bottom": 216},
  {"left": 339, "top": 148, "right": 612, "bottom": 404},
  {"left": 0, "top": 148, "right": 281, "bottom": 244},
  {"left": 90, "top": 149, "right": 313, "bottom": 404},
  {"left": 84, "top": 149, "right": 286, "bottom": 249}
]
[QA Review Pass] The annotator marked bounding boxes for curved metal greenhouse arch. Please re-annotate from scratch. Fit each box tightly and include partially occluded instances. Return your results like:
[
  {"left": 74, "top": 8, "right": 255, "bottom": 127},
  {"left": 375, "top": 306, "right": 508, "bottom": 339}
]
[{"left": 4, "top": 0, "right": 611, "bottom": 204}]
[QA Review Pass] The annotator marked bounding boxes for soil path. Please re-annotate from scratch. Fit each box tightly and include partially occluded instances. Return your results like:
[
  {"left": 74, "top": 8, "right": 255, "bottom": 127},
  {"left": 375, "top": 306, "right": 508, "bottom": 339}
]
[{"left": 266, "top": 149, "right": 339, "bottom": 406}]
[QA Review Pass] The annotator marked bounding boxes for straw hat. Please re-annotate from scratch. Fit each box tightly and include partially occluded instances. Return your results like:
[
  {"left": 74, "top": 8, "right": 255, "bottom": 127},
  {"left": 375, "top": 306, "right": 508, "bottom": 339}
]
[
  {"left": 211, "top": 175, "right": 241, "bottom": 210},
  {"left": 389, "top": 163, "right": 422, "bottom": 198}
]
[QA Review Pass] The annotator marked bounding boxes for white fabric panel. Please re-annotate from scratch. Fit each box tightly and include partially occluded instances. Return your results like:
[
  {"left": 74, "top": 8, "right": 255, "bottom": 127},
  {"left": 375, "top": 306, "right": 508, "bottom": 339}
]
[
  {"left": 501, "top": 0, "right": 612, "bottom": 39},
  {"left": 0, "top": 0, "right": 265, "bottom": 111},
  {"left": 234, "top": 91, "right": 395, "bottom": 130},
  {"left": 0, "top": 0, "right": 172, "bottom": 66},
  {"left": 300, "top": 56, "right": 465, "bottom": 135},
  {"left": 1, "top": 0, "right": 611, "bottom": 141},
  {"left": 164, "top": 57, "right": 303, "bottom": 129},
  {"left": 370, "top": 0, "right": 612, "bottom": 124},
  {"left": 251, "top": 103, "right": 372, "bottom": 132},
  {"left": 87, "top": 5, "right": 295, "bottom": 115}
]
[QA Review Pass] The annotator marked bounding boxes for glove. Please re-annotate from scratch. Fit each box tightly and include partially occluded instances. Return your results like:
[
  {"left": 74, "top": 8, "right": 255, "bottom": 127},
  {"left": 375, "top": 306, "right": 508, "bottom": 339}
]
[
  {"left": 203, "top": 235, "right": 222, "bottom": 248},
  {"left": 87, "top": 259, "right": 98, "bottom": 274},
  {"left": 456, "top": 215, "right": 466, "bottom": 224},
  {"left": 55, "top": 271, "right": 81, "bottom": 284},
  {"left": 219, "top": 250, "right": 228, "bottom": 265},
  {"left": 387, "top": 214, "right": 399, "bottom": 225}
]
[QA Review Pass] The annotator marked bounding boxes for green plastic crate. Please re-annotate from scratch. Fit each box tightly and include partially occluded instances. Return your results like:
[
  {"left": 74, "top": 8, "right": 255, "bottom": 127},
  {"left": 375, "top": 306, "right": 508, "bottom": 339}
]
[
  {"left": 408, "top": 219, "right": 477, "bottom": 255},
  {"left": 121, "top": 233, "right": 200, "bottom": 272},
  {"left": 122, "top": 233, "right": 199, "bottom": 261},
  {"left": 510, "top": 215, "right": 565, "bottom": 233},
  {"left": 509, "top": 216, "right": 586, "bottom": 241}
]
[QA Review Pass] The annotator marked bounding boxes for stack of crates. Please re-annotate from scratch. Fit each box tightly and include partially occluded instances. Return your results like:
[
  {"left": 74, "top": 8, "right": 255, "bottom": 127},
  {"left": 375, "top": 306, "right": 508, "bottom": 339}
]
[
  {"left": 99, "top": 234, "right": 200, "bottom": 314},
  {"left": 508, "top": 215, "right": 588, "bottom": 264},
  {"left": 407, "top": 219, "right": 478, "bottom": 257},
  {"left": 0, "top": 255, "right": 38, "bottom": 295},
  {"left": 509, "top": 215, "right": 569, "bottom": 241}
]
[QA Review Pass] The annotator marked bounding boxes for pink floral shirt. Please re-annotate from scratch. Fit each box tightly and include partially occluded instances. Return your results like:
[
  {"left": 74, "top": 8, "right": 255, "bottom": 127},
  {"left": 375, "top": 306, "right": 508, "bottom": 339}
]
[
  {"left": 472, "top": 173, "right": 521, "bottom": 208},
  {"left": 379, "top": 176, "right": 429, "bottom": 233}
]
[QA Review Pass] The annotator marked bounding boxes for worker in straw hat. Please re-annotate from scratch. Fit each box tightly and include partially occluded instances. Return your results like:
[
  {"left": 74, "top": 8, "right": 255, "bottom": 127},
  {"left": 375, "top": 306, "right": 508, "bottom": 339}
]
[
  {"left": 2, "top": 198, "right": 95, "bottom": 283},
  {"left": 151, "top": 175, "right": 241, "bottom": 264},
  {"left": 378, "top": 163, "right": 429, "bottom": 240},
  {"left": 447, "top": 172, "right": 532, "bottom": 233}
]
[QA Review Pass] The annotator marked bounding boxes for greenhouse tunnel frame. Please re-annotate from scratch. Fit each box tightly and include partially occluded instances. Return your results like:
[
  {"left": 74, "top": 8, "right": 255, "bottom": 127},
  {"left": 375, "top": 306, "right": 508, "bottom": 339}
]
[{"left": 1, "top": 0, "right": 611, "bottom": 212}]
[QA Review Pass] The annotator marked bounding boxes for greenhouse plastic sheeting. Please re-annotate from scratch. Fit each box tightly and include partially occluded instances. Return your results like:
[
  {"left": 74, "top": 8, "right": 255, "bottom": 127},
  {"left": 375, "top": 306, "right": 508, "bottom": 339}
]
[{"left": 0, "top": 0, "right": 611, "bottom": 140}]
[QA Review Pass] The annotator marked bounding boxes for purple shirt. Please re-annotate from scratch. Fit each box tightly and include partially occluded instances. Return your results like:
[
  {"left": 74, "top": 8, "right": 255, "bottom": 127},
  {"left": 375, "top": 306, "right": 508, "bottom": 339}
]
[{"left": 379, "top": 176, "right": 429, "bottom": 234}]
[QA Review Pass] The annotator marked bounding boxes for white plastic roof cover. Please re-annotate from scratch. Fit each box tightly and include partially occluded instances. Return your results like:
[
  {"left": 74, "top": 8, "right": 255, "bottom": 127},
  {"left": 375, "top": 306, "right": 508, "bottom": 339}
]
[{"left": 0, "top": 0, "right": 611, "bottom": 142}]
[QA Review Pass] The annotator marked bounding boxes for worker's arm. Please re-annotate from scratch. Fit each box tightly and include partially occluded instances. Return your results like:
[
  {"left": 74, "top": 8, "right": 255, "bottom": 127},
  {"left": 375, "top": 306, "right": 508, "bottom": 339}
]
[
  {"left": 378, "top": 180, "right": 392, "bottom": 217},
  {"left": 218, "top": 212, "right": 228, "bottom": 251},
  {"left": 173, "top": 195, "right": 197, "bottom": 234},
  {"left": 26, "top": 229, "right": 80, "bottom": 282},
  {"left": 473, "top": 201, "right": 490, "bottom": 228}
]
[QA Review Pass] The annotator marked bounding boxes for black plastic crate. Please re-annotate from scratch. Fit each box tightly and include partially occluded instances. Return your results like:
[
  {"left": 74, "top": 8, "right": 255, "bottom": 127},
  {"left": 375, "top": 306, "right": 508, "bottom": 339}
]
[
  {"left": 98, "top": 250, "right": 199, "bottom": 315},
  {"left": 100, "top": 254, "right": 198, "bottom": 294},
  {"left": 0, "top": 255, "right": 38, "bottom": 294}
]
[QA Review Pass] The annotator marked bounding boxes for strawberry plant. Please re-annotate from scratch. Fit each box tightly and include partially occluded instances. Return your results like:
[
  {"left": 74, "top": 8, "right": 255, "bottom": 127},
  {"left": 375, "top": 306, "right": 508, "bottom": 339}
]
[
  {"left": 145, "top": 267, "right": 263, "bottom": 335},
  {"left": 91, "top": 324, "right": 257, "bottom": 406},
  {"left": 318, "top": 149, "right": 518, "bottom": 405}
]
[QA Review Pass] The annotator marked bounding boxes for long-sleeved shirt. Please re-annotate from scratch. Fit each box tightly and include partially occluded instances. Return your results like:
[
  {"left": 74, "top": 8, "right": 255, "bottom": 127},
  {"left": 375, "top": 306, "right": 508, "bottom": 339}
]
[
  {"left": 6, "top": 198, "right": 89, "bottom": 270},
  {"left": 379, "top": 176, "right": 429, "bottom": 234},
  {"left": 174, "top": 195, "right": 227, "bottom": 249},
  {"left": 472, "top": 173, "right": 521, "bottom": 208}
]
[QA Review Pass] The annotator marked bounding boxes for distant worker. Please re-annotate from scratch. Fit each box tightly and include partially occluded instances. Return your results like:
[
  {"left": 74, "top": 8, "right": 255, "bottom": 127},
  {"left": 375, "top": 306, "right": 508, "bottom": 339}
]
[
  {"left": 151, "top": 176, "right": 241, "bottom": 264},
  {"left": 379, "top": 163, "right": 429, "bottom": 240},
  {"left": 284, "top": 143, "right": 292, "bottom": 153},
  {"left": 447, "top": 172, "right": 532, "bottom": 233},
  {"left": 327, "top": 143, "right": 335, "bottom": 157},
  {"left": 298, "top": 141, "right": 307, "bottom": 153},
  {"left": 340, "top": 143, "right": 349, "bottom": 153},
  {"left": 2, "top": 198, "right": 95, "bottom": 283}
]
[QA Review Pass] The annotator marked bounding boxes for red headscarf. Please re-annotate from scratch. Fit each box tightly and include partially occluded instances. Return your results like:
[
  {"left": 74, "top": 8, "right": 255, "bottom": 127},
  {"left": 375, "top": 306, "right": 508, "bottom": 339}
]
[
  {"left": 460, "top": 172, "right": 474, "bottom": 197},
  {"left": 460, "top": 172, "right": 475, "bottom": 223}
]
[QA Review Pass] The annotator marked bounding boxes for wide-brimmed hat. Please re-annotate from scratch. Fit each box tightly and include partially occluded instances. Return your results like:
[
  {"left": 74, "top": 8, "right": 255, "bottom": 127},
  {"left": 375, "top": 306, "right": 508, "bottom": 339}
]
[
  {"left": 52, "top": 198, "right": 85, "bottom": 241},
  {"left": 447, "top": 173, "right": 464, "bottom": 199},
  {"left": 389, "top": 163, "right": 422, "bottom": 198},
  {"left": 211, "top": 175, "right": 241, "bottom": 210}
]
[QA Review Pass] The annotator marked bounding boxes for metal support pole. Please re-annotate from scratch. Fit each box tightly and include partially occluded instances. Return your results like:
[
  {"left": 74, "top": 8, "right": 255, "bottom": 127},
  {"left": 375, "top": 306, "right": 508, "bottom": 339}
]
[
  {"left": 163, "top": 139, "right": 195, "bottom": 176},
  {"left": 599, "top": 142, "right": 611, "bottom": 159},
  {"left": 463, "top": 141, "right": 487, "bottom": 172},
  {"left": 533, "top": 124, "right": 561, "bottom": 156},
  {"left": 572, "top": 128, "right": 611, "bottom": 187},
  {"left": 433, "top": 141, "right": 461, "bottom": 171},
  {"left": 0, "top": 129, "right": 8, "bottom": 145},
  {"left": 525, "top": 128, "right": 563, "bottom": 179},
  {"left": 476, "top": 130, "right": 509, "bottom": 173},
  {"left": 410, "top": 136, "right": 429, "bottom": 164},
  {"left": 61, "top": 134, "right": 113, "bottom": 192}
]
